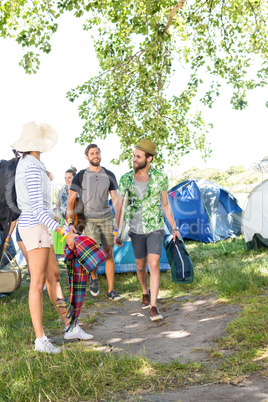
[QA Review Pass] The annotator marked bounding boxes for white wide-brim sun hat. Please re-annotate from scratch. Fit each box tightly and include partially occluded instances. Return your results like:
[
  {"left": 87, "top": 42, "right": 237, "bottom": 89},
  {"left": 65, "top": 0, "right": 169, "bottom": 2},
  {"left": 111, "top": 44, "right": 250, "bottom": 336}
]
[{"left": 11, "top": 121, "right": 58, "bottom": 153}]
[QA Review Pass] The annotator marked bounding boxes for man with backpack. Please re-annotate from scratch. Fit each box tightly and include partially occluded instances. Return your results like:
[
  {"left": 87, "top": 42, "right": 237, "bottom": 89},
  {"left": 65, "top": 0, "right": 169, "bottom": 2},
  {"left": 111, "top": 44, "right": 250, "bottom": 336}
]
[
  {"left": 66, "top": 144, "right": 122, "bottom": 301},
  {"left": 0, "top": 152, "right": 21, "bottom": 296},
  {"left": 0, "top": 153, "right": 21, "bottom": 260}
]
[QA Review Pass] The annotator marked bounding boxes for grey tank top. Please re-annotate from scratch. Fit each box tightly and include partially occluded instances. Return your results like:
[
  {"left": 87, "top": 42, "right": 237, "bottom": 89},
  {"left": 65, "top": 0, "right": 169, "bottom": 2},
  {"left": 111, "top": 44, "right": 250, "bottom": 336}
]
[{"left": 129, "top": 179, "right": 148, "bottom": 234}]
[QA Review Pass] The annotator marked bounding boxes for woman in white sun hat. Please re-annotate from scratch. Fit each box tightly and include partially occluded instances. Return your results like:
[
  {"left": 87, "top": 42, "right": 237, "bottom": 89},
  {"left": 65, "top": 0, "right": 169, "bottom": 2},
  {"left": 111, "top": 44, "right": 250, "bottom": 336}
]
[{"left": 12, "top": 121, "right": 93, "bottom": 354}]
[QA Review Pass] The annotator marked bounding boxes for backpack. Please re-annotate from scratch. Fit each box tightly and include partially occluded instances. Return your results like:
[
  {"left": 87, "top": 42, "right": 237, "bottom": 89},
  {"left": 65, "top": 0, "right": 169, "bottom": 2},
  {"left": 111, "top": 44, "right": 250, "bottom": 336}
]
[
  {"left": 0, "top": 151, "right": 21, "bottom": 262},
  {"left": 73, "top": 169, "right": 86, "bottom": 234},
  {"left": 163, "top": 234, "right": 194, "bottom": 284}
]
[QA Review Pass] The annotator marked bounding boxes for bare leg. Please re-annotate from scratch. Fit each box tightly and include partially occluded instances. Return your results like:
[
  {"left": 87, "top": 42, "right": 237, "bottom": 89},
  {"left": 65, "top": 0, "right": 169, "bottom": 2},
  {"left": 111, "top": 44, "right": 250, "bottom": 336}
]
[
  {"left": 17, "top": 240, "right": 30, "bottom": 274},
  {"left": 28, "top": 246, "right": 69, "bottom": 339},
  {"left": 45, "top": 246, "right": 69, "bottom": 328},
  {"left": 28, "top": 248, "right": 49, "bottom": 338},
  {"left": 102, "top": 245, "right": 115, "bottom": 293},
  {"left": 91, "top": 267, "right": 98, "bottom": 280},
  {"left": 135, "top": 256, "right": 148, "bottom": 294},
  {"left": 90, "top": 247, "right": 115, "bottom": 293},
  {"left": 147, "top": 254, "right": 161, "bottom": 307}
]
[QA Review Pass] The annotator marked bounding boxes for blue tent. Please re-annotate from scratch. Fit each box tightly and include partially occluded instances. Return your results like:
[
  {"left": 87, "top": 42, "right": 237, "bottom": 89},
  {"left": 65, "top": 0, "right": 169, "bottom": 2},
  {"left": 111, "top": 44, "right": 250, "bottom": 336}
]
[
  {"left": 166, "top": 179, "right": 242, "bottom": 243},
  {"left": 98, "top": 200, "right": 170, "bottom": 274},
  {"left": 98, "top": 241, "right": 170, "bottom": 274}
]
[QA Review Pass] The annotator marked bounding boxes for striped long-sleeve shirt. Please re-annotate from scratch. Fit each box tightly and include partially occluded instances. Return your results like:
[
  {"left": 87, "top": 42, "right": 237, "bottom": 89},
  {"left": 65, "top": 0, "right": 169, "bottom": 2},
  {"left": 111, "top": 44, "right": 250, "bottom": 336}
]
[{"left": 16, "top": 158, "right": 59, "bottom": 232}]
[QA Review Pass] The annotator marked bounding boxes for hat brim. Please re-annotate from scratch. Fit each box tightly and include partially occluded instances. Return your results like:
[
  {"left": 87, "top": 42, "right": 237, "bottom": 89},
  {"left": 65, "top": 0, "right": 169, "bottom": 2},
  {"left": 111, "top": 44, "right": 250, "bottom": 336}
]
[
  {"left": 135, "top": 145, "right": 157, "bottom": 155},
  {"left": 11, "top": 122, "right": 58, "bottom": 153},
  {"left": 11, "top": 138, "right": 57, "bottom": 153}
]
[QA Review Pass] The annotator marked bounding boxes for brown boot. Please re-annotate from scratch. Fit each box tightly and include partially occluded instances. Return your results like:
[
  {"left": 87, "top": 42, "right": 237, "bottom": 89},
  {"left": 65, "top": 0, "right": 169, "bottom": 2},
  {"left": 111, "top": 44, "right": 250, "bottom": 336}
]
[
  {"left": 150, "top": 306, "right": 163, "bottom": 321},
  {"left": 141, "top": 289, "right": 150, "bottom": 309}
]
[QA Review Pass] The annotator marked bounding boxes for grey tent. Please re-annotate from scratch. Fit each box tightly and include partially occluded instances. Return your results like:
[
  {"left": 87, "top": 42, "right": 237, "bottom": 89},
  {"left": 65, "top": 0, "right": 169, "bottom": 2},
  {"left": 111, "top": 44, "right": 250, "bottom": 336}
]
[{"left": 241, "top": 179, "right": 268, "bottom": 250}]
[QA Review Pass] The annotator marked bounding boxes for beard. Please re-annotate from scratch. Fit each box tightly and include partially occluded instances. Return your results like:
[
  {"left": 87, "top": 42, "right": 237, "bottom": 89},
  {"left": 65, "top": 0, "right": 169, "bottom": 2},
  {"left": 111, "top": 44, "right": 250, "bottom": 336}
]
[
  {"left": 133, "top": 159, "right": 147, "bottom": 172},
  {"left": 89, "top": 158, "right": 101, "bottom": 167}
]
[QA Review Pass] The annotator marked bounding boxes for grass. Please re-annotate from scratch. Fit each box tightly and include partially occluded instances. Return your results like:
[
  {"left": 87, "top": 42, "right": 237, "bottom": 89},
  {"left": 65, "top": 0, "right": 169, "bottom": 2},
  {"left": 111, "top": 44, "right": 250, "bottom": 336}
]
[{"left": 1, "top": 236, "right": 268, "bottom": 401}]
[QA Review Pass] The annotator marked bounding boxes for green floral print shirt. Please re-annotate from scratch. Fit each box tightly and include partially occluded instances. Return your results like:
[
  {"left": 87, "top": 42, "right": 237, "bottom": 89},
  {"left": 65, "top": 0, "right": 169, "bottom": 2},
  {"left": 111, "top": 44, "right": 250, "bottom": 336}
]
[{"left": 118, "top": 166, "right": 169, "bottom": 233}]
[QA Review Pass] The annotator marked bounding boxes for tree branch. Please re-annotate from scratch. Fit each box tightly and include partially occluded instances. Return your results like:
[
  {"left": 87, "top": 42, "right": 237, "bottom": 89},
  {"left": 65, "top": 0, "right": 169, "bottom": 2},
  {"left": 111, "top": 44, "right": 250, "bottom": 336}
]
[
  {"left": 137, "top": 49, "right": 147, "bottom": 64},
  {"left": 151, "top": 104, "right": 179, "bottom": 126},
  {"left": 247, "top": 0, "right": 261, "bottom": 31},
  {"left": 163, "top": 0, "right": 187, "bottom": 35}
]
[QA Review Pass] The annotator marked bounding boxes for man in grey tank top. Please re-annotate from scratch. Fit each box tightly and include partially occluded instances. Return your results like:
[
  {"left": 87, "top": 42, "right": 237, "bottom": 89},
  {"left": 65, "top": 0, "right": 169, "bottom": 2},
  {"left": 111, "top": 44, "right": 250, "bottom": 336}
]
[{"left": 66, "top": 144, "right": 121, "bottom": 301}]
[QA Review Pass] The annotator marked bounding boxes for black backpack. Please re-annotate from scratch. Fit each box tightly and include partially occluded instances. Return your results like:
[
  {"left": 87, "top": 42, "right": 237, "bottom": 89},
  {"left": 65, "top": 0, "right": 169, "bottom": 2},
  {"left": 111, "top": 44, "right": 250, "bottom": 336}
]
[
  {"left": 72, "top": 169, "right": 85, "bottom": 234},
  {"left": 163, "top": 234, "right": 194, "bottom": 284},
  {"left": 0, "top": 151, "right": 21, "bottom": 261}
]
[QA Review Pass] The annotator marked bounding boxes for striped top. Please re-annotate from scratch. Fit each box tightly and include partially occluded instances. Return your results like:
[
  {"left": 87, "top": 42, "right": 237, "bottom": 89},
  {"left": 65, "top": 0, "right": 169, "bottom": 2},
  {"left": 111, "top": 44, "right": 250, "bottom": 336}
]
[{"left": 15, "top": 156, "right": 59, "bottom": 231}]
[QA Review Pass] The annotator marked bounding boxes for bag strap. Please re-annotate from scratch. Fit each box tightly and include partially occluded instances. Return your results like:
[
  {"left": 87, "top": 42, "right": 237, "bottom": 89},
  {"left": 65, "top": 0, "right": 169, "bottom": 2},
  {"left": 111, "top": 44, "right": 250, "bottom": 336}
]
[
  {"left": 170, "top": 236, "right": 182, "bottom": 264},
  {"left": 73, "top": 198, "right": 78, "bottom": 229},
  {"left": 170, "top": 240, "right": 176, "bottom": 264},
  {"left": 77, "top": 169, "right": 85, "bottom": 187},
  {"left": 3, "top": 249, "right": 20, "bottom": 271},
  {"left": 117, "top": 188, "right": 130, "bottom": 245},
  {"left": 0, "top": 209, "right": 13, "bottom": 266}
]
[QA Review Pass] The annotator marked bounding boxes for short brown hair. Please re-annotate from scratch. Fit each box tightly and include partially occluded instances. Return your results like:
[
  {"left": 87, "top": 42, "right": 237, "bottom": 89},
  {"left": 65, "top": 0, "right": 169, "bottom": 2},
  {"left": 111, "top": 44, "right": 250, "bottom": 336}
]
[
  {"left": 84, "top": 144, "right": 100, "bottom": 156},
  {"left": 145, "top": 152, "right": 154, "bottom": 161}
]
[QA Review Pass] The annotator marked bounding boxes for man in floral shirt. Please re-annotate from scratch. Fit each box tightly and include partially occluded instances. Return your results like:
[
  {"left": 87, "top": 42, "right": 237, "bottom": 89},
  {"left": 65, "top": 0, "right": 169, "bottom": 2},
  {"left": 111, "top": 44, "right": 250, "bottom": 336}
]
[{"left": 116, "top": 139, "right": 181, "bottom": 321}]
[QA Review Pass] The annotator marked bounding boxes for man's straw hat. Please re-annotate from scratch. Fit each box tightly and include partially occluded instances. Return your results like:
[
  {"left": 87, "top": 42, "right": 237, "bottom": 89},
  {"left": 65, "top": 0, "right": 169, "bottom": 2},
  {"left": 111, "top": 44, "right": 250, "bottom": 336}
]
[{"left": 135, "top": 139, "right": 157, "bottom": 155}]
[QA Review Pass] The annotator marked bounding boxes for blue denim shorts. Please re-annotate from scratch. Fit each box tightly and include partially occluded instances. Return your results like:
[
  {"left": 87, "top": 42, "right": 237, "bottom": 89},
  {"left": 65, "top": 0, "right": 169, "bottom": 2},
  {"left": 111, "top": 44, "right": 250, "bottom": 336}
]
[{"left": 16, "top": 225, "right": 22, "bottom": 242}]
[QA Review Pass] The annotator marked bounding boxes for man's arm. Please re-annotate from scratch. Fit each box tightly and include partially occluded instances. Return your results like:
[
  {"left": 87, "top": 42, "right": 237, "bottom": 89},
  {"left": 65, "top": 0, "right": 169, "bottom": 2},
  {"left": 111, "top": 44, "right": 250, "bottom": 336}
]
[
  {"left": 114, "top": 193, "right": 124, "bottom": 229},
  {"left": 113, "top": 192, "right": 124, "bottom": 246},
  {"left": 160, "top": 190, "right": 181, "bottom": 240},
  {"left": 9, "top": 220, "right": 17, "bottom": 236},
  {"left": 66, "top": 190, "right": 78, "bottom": 225},
  {"left": 110, "top": 190, "right": 119, "bottom": 229},
  {"left": 3, "top": 220, "right": 17, "bottom": 253}
]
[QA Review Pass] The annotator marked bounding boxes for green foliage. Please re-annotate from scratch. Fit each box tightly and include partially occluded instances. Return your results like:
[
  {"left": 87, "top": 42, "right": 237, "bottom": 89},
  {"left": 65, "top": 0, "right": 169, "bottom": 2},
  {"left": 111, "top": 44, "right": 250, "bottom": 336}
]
[
  {"left": 172, "top": 164, "right": 267, "bottom": 193},
  {"left": 1, "top": 1, "right": 268, "bottom": 166},
  {"left": 226, "top": 165, "right": 246, "bottom": 175},
  {"left": 0, "top": 0, "right": 59, "bottom": 72},
  {"left": 173, "top": 166, "right": 227, "bottom": 186}
]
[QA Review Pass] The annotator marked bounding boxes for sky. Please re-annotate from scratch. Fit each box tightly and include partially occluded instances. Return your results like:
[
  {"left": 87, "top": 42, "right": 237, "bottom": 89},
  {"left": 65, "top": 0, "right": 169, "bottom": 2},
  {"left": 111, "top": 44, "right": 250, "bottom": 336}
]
[{"left": 0, "top": 14, "right": 267, "bottom": 193}]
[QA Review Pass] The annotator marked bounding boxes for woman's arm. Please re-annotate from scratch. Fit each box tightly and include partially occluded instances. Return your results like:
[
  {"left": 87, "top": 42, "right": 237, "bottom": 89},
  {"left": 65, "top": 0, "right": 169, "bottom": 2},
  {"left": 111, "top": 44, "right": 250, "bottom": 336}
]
[
  {"left": 25, "top": 165, "right": 77, "bottom": 248},
  {"left": 25, "top": 164, "right": 59, "bottom": 231}
]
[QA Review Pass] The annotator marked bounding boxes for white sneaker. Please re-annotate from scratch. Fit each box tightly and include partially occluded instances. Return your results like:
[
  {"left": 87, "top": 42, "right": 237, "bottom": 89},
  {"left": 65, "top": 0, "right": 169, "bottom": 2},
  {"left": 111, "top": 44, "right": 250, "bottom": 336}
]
[
  {"left": 35, "top": 336, "right": 60, "bottom": 354},
  {"left": 64, "top": 324, "right": 93, "bottom": 340}
]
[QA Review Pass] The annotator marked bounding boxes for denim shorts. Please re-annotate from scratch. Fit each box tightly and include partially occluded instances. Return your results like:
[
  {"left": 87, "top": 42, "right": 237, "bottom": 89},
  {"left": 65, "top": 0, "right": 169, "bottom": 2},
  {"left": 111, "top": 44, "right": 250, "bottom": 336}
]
[
  {"left": 129, "top": 230, "right": 164, "bottom": 259},
  {"left": 16, "top": 225, "right": 22, "bottom": 243}
]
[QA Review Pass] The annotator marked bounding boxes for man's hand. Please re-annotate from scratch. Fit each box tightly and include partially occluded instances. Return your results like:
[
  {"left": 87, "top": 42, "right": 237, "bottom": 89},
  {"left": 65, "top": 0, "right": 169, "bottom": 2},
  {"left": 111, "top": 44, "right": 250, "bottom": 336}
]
[
  {"left": 114, "top": 235, "right": 123, "bottom": 247},
  {"left": 3, "top": 242, "right": 8, "bottom": 253},
  {"left": 172, "top": 228, "right": 181, "bottom": 242}
]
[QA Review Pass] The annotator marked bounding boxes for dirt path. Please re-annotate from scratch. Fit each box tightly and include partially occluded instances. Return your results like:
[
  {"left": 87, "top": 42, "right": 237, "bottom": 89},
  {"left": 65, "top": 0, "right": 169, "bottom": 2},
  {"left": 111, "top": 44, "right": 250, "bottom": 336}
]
[
  {"left": 77, "top": 295, "right": 240, "bottom": 364},
  {"left": 60, "top": 295, "right": 268, "bottom": 401},
  {"left": 141, "top": 371, "right": 268, "bottom": 401}
]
